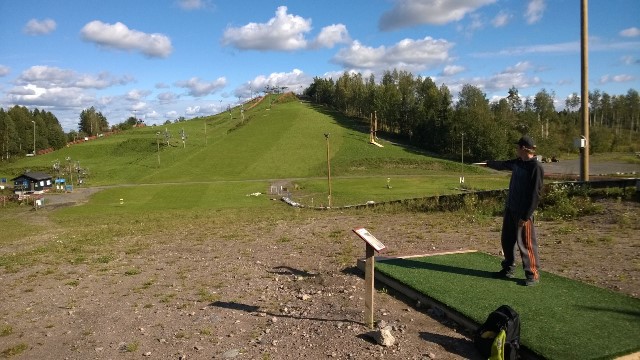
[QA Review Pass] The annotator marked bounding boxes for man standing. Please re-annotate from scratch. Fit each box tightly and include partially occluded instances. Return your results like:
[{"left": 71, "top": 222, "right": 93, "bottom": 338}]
[{"left": 486, "top": 135, "right": 544, "bottom": 286}]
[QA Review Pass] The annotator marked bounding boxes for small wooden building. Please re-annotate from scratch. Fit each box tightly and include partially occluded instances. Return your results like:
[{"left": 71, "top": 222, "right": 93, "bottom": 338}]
[{"left": 11, "top": 171, "right": 54, "bottom": 194}]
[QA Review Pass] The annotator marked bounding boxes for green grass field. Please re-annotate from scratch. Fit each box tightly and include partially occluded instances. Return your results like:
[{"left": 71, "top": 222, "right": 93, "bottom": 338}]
[
  {"left": 0, "top": 95, "right": 508, "bottom": 210},
  {"left": 375, "top": 252, "right": 640, "bottom": 360},
  {"left": 0, "top": 94, "right": 511, "bottom": 273}
]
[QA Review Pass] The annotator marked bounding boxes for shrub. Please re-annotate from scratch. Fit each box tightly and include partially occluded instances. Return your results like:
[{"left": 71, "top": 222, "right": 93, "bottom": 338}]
[{"left": 539, "top": 184, "right": 604, "bottom": 221}]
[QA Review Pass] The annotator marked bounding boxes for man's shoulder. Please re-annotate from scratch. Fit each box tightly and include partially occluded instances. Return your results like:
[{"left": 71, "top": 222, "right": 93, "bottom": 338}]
[{"left": 527, "top": 158, "right": 545, "bottom": 175}]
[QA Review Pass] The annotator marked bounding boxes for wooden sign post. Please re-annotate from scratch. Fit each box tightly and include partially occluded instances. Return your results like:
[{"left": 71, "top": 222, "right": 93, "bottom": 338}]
[{"left": 353, "top": 227, "right": 386, "bottom": 329}]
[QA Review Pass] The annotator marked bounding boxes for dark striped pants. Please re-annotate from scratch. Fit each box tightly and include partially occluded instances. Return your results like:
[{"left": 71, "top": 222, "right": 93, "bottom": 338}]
[{"left": 501, "top": 211, "right": 540, "bottom": 280}]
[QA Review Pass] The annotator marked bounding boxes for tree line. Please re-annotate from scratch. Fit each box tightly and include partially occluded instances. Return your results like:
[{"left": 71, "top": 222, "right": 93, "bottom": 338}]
[
  {"left": 1, "top": 70, "right": 638, "bottom": 162},
  {"left": 303, "top": 69, "right": 639, "bottom": 161},
  {"left": 0, "top": 106, "right": 66, "bottom": 160},
  {"left": 0, "top": 105, "right": 152, "bottom": 161}
]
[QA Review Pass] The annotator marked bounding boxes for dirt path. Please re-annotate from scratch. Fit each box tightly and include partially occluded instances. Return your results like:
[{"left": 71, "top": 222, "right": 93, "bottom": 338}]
[{"left": 42, "top": 186, "right": 107, "bottom": 208}]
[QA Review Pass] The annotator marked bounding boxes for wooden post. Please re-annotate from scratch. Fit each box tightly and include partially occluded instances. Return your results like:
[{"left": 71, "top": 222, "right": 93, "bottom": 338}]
[
  {"left": 370, "top": 113, "right": 374, "bottom": 143},
  {"left": 156, "top": 132, "right": 161, "bottom": 166},
  {"left": 365, "top": 245, "right": 375, "bottom": 328},
  {"left": 352, "top": 227, "right": 386, "bottom": 329}
]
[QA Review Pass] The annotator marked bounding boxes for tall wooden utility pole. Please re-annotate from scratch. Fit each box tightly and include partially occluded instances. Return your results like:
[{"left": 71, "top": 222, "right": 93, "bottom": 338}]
[
  {"left": 324, "top": 133, "right": 332, "bottom": 208},
  {"left": 580, "top": 0, "right": 590, "bottom": 181}
]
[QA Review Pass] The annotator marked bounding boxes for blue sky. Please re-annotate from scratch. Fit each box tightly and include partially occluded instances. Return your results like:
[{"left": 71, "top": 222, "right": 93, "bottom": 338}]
[{"left": 0, "top": 0, "right": 638, "bottom": 131}]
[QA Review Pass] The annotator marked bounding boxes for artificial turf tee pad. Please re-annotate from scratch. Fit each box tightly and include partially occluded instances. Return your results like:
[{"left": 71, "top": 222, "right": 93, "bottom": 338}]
[{"left": 374, "top": 252, "right": 640, "bottom": 360}]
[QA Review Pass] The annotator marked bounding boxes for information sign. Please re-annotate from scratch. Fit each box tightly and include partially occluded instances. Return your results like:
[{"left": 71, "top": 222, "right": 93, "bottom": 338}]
[{"left": 353, "top": 227, "right": 386, "bottom": 252}]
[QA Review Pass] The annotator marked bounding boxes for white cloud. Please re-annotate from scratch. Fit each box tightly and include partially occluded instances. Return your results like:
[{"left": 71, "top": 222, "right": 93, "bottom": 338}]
[
  {"left": 556, "top": 78, "right": 573, "bottom": 86},
  {"left": 332, "top": 37, "right": 453, "bottom": 72},
  {"left": 157, "top": 92, "right": 178, "bottom": 103},
  {"left": 474, "top": 38, "right": 639, "bottom": 58},
  {"left": 492, "top": 11, "right": 511, "bottom": 27},
  {"left": 312, "top": 24, "right": 351, "bottom": 49},
  {"left": 18, "top": 66, "right": 74, "bottom": 86},
  {"left": 332, "top": 41, "right": 385, "bottom": 69},
  {"left": 145, "top": 110, "right": 160, "bottom": 119},
  {"left": 4, "top": 65, "right": 138, "bottom": 130},
  {"left": 130, "top": 101, "right": 147, "bottom": 112},
  {"left": 473, "top": 41, "right": 578, "bottom": 57},
  {"left": 177, "top": 103, "right": 221, "bottom": 117},
  {"left": 598, "top": 74, "right": 635, "bottom": 84},
  {"left": 484, "top": 72, "right": 542, "bottom": 92},
  {"left": 235, "top": 69, "right": 311, "bottom": 98},
  {"left": 126, "top": 89, "right": 152, "bottom": 101},
  {"left": 456, "top": 13, "right": 485, "bottom": 37},
  {"left": 321, "top": 69, "right": 372, "bottom": 81},
  {"left": 441, "top": 65, "right": 465, "bottom": 76},
  {"left": 24, "top": 18, "right": 57, "bottom": 35},
  {"left": 504, "top": 61, "right": 533, "bottom": 73},
  {"left": 97, "top": 96, "right": 114, "bottom": 107},
  {"left": 8, "top": 86, "right": 37, "bottom": 96},
  {"left": 467, "top": 14, "right": 484, "bottom": 32},
  {"left": 480, "top": 62, "right": 543, "bottom": 92},
  {"left": 15, "top": 65, "right": 132, "bottom": 89},
  {"left": 525, "top": 0, "right": 546, "bottom": 25},
  {"left": 620, "top": 56, "right": 637, "bottom": 65},
  {"left": 222, "top": 6, "right": 311, "bottom": 51},
  {"left": 80, "top": 21, "right": 173, "bottom": 58},
  {"left": 620, "top": 27, "right": 640, "bottom": 38},
  {"left": 379, "top": 0, "right": 496, "bottom": 31},
  {"left": 0, "top": 65, "right": 10, "bottom": 77},
  {"left": 185, "top": 106, "right": 201, "bottom": 115},
  {"left": 75, "top": 72, "right": 134, "bottom": 89},
  {"left": 177, "top": 0, "right": 207, "bottom": 10},
  {"left": 448, "top": 62, "right": 543, "bottom": 95},
  {"left": 7, "top": 84, "right": 94, "bottom": 108},
  {"left": 175, "top": 77, "right": 227, "bottom": 97}
]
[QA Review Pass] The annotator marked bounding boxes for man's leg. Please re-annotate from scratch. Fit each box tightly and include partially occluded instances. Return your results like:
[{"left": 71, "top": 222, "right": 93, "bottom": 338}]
[
  {"left": 499, "top": 212, "right": 517, "bottom": 274},
  {"left": 517, "top": 218, "right": 540, "bottom": 283}
]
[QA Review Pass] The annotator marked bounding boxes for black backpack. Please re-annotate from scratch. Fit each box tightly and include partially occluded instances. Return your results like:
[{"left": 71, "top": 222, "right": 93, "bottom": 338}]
[{"left": 474, "top": 305, "right": 520, "bottom": 360}]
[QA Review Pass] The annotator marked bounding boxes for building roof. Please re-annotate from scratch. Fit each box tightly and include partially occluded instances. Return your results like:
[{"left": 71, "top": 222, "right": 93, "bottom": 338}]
[{"left": 11, "top": 171, "right": 53, "bottom": 181}]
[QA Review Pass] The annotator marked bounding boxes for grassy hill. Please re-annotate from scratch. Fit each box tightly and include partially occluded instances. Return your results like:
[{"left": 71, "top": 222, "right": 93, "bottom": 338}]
[{"left": 0, "top": 94, "right": 508, "bottom": 210}]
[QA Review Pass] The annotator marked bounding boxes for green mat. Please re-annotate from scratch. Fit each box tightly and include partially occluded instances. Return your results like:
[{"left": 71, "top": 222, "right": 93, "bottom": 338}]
[{"left": 375, "top": 252, "right": 640, "bottom": 360}]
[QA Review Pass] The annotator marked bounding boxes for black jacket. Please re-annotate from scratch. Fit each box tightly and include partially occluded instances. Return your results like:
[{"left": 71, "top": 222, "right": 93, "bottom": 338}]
[{"left": 487, "top": 158, "right": 544, "bottom": 221}]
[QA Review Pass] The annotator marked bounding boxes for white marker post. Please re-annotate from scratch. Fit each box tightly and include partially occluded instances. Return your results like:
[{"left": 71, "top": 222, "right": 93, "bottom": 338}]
[{"left": 353, "top": 227, "right": 386, "bottom": 329}]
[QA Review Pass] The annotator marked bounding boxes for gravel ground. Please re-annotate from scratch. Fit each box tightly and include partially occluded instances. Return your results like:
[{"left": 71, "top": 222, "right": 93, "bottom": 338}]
[{"left": 1, "top": 196, "right": 638, "bottom": 360}]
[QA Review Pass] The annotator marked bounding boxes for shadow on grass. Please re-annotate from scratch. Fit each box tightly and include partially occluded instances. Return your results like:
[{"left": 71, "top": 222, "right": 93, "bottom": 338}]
[
  {"left": 307, "top": 103, "right": 460, "bottom": 162},
  {"left": 209, "top": 301, "right": 363, "bottom": 326},
  {"left": 577, "top": 305, "right": 640, "bottom": 318},
  {"left": 383, "top": 258, "right": 516, "bottom": 282}
]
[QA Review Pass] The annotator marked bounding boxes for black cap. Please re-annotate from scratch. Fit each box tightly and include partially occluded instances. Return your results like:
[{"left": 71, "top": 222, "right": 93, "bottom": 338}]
[{"left": 515, "top": 135, "right": 536, "bottom": 149}]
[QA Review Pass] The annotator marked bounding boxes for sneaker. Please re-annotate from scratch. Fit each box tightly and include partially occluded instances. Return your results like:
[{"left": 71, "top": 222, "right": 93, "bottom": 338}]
[
  {"left": 524, "top": 278, "right": 539, "bottom": 286},
  {"left": 493, "top": 269, "right": 515, "bottom": 279}
]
